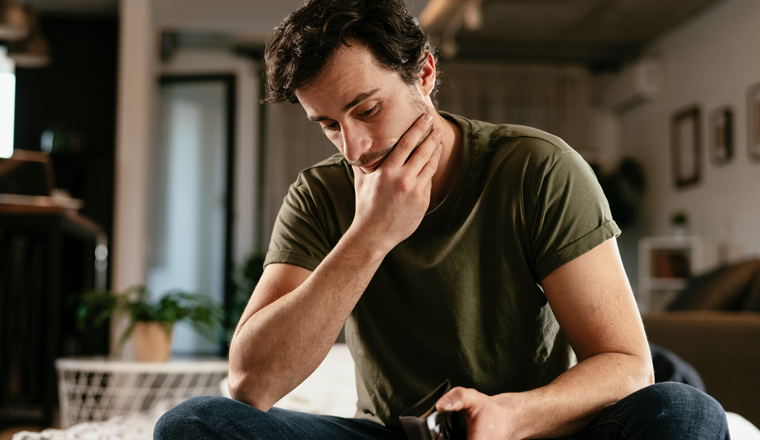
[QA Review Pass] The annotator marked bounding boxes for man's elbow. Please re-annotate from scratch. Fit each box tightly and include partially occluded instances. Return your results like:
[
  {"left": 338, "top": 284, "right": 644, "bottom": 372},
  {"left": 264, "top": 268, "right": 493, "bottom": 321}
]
[
  {"left": 633, "top": 352, "right": 656, "bottom": 390},
  {"left": 227, "top": 372, "right": 276, "bottom": 412}
]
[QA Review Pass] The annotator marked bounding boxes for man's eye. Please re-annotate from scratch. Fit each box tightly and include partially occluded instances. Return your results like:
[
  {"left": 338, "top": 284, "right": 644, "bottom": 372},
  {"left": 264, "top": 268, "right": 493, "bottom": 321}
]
[
  {"left": 322, "top": 121, "right": 340, "bottom": 133},
  {"left": 358, "top": 105, "right": 377, "bottom": 117}
]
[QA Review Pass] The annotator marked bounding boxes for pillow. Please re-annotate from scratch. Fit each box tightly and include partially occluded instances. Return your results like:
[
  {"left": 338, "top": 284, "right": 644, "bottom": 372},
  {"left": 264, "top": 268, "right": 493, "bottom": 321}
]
[
  {"left": 668, "top": 259, "right": 760, "bottom": 311},
  {"left": 740, "top": 266, "right": 760, "bottom": 312}
]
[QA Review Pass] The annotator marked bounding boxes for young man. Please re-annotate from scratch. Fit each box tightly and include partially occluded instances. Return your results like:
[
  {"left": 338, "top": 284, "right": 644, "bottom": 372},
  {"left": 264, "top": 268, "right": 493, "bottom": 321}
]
[{"left": 155, "top": 1, "right": 729, "bottom": 439}]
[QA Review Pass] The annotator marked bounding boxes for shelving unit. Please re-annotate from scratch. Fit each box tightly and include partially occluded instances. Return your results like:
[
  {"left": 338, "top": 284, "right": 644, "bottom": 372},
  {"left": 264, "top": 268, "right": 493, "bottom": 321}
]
[{"left": 637, "top": 236, "right": 720, "bottom": 313}]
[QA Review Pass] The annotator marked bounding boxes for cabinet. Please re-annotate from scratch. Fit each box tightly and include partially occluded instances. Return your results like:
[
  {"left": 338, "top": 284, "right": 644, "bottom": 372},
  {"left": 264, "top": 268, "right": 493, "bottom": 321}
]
[
  {"left": 637, "top": 236, "right": 720, "bottom": 312},
  {"left": 0, "top": 204, "right": 107, "bottom": 427}
]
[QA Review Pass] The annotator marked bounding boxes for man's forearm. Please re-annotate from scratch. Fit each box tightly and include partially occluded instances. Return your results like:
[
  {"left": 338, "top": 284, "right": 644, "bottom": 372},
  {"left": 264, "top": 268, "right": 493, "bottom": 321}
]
[
  {"left": 505, "top": 352, "right": 653, "bottom": 439},
  {"left": 227, "top": 227, "right": 388, "bottom": 411}
]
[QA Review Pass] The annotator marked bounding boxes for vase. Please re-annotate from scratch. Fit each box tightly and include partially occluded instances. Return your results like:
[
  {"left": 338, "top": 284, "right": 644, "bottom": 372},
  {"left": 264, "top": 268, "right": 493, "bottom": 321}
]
[{"left": 132, "top": 321, "right": 173, "bottom": 362}]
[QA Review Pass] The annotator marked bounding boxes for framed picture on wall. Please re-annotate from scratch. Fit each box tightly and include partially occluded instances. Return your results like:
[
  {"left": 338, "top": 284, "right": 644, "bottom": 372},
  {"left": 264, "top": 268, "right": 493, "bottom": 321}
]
[
  {"left": 671, "top": 105, "right": 701, "bottom": 188},
  {"left": 747, "top": 82, "right": 760, "bottom": 162},
  {"left": 710, "top": 106, "right": 733, "bottom": 164}
]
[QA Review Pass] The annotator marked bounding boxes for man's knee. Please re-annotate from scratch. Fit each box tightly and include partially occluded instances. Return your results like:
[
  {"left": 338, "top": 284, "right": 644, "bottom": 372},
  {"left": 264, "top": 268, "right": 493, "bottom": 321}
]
[
  {"left": 627, "top": 382, "right": 729, "bottom": 439},
  {"left": 154, "top": 395, "right": 252, "bottom": 440}
]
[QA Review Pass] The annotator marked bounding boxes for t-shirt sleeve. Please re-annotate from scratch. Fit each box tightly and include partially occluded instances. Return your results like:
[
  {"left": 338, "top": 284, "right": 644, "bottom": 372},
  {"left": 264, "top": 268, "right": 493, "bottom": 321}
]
[
  {"left": 529, "top": 150, "right": 620, "bottom": 281},
  {"left": 264, "top": 174, "right": 333, "bottom": 272}
]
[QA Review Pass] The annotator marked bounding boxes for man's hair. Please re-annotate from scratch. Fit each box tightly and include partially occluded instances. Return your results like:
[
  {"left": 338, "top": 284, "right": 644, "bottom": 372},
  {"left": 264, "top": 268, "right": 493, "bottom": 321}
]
[{"left": 264, "top": 0, "right": 438, "bottom": 104}]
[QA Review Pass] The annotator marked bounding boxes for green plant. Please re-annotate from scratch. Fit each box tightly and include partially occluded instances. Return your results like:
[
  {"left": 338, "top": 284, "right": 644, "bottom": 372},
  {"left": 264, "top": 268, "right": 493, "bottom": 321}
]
[
  {"left": 590, "top": 157, "right": 646, "bottom": 228},
  {"left": 671, "top": 211, "right": 688, "bottom": 226},
  {"left": 75, "top": 285, "right": 223, "bottom": 346}
]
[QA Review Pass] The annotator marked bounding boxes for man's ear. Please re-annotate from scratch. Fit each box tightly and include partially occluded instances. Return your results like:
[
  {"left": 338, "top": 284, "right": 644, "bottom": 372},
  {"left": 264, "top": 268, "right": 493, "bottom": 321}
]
[{"left": 418, "top": 51, "right": 436, "bottom": 98}]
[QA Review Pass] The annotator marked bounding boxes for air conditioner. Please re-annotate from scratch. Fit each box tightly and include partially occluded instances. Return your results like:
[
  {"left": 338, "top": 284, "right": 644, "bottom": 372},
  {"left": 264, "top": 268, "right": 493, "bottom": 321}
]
[{"left": 602, "top": 57, "right": 661, "bottom": 114}]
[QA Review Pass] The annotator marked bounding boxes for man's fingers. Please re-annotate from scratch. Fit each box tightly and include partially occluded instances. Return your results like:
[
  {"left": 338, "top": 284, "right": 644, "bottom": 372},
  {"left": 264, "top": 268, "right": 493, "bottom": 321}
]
[
  {"left": 436, "top": 387, "right": 471, "bottom": 412},
  {"left": 382, "top": 113, "right": 435, "bottom": 168},
  {"left": 418, "top": 143, "right": 442, "bottom": 181}
]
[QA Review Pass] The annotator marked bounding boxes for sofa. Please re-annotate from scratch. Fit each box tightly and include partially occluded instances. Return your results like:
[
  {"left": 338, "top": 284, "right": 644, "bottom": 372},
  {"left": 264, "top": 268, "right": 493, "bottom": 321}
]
[
  {"left": 644, "top": 311, "right": 760, "bottom": 426},
  {"left": 642, "top": 258, "right": 760, "bottom": 427}
]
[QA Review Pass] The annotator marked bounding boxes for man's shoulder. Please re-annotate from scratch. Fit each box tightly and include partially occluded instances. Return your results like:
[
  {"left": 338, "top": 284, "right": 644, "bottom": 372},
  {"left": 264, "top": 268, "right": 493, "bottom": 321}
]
[
  {"left": 441, "top": 111, "right": 574, "bottom": 159},
  {"left": 293, "top": 153, "right": 354, "bottom": 189}
]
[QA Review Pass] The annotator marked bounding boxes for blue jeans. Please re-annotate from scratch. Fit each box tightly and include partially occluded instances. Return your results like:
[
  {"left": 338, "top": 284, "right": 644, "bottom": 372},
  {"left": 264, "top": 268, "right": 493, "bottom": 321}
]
[{"left": 154, "top": 382, "right": 729, "bottom": 439}]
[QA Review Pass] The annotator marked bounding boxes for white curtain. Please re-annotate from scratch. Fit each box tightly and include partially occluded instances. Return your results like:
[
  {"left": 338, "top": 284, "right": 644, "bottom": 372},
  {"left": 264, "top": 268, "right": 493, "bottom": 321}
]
[{"left": 436, "top": 61, "right": 591, "bottom": 151}]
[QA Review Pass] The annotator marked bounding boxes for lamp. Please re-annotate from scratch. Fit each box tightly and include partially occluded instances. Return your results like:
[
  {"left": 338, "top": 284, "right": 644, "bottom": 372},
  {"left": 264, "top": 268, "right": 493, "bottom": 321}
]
[
  {"left": 0, "top": 0, "right": 29, "bottom": 41},
  {"left": 0, "top": 46, "right": 15, "bottom": 158},
  {"left": 8, "top": 6, "right": 49, "bottom": 68}
]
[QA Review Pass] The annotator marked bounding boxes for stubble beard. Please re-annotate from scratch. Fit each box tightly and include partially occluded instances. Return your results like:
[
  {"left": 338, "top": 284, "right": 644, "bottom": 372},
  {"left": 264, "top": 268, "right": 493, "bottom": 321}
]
[{"left": 348, "top": 88, "right": 432, "bottom": 169}]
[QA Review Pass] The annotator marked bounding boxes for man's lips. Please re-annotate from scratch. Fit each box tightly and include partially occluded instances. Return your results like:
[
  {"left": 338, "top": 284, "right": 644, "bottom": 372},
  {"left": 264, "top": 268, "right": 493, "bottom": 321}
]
[{"left": 360, "top": 156, "right": 387, "bottom": 173}]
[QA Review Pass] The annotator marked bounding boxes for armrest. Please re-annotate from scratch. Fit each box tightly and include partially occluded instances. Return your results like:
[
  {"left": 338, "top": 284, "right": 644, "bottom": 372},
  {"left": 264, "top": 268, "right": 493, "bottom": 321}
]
[{"left": 642, "top": 311, "right": 760, "bottom": 426}]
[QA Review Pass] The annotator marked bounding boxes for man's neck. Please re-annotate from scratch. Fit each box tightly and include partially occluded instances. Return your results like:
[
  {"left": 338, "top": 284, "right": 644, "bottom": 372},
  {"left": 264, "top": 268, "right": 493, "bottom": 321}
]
[{"left": 428, "top": 111, "right": 463, "bottom": 212}]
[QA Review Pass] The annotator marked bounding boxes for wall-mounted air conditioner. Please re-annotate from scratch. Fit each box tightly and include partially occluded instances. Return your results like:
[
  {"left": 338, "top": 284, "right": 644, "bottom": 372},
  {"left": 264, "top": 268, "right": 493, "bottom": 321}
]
[{"left": 602, "top": 57, "right": 662, "bottom": 114}]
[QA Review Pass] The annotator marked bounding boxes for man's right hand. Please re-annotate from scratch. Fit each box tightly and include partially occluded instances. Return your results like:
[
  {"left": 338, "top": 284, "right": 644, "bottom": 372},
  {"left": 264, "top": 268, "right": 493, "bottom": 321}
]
[{"left": 352, "top": 113, "right": 443, "bottom": 254}]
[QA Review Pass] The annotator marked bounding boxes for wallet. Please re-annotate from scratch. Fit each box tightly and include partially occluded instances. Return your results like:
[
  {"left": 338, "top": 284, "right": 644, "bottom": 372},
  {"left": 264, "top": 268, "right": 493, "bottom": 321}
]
[{"left": 398, "top": 380, "right": 468, "bottom": 440}]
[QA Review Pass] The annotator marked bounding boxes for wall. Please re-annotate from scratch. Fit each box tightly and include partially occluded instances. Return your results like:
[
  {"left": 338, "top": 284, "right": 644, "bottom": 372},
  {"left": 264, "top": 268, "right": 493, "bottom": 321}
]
[{"left": 617, "top": 0, "right": 760, "bottom": 261}]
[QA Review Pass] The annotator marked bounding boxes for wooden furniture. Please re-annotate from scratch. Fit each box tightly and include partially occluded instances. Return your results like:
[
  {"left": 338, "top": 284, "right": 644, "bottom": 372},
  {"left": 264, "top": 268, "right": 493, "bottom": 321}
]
[
  {"left": 637, "top": 236, "right": 720, "bottom": 312},
  {"left": 0, "top": 204, "right": 106, "bottom": 427}
]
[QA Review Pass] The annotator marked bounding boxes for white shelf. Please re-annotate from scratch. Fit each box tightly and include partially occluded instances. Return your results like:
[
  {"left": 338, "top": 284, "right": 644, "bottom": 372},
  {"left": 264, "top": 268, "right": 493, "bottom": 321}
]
[{"left": 637, "top": 236, "right": 720, "bottom": 313}]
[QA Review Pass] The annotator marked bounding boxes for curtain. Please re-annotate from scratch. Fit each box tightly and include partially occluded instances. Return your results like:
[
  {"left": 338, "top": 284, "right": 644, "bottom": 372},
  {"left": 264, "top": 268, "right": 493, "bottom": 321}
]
[{"left": 436, "top": 61, "right": 591, "bottom": 151}]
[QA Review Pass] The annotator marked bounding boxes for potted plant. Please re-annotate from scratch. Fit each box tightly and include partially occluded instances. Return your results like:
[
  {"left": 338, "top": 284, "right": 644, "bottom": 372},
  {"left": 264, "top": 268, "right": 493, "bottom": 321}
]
[
  {"left": 75, "top": 285, "right": 223, "bottom": 362},
  {"left": 670, "top": 211, "right": 689, "bottom": 237}
]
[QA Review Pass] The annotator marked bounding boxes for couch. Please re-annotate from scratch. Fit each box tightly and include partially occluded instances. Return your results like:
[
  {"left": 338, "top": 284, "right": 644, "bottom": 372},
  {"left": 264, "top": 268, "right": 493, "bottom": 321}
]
[{"left": 642, "top": 258, "right": 760, "bottom": 427}]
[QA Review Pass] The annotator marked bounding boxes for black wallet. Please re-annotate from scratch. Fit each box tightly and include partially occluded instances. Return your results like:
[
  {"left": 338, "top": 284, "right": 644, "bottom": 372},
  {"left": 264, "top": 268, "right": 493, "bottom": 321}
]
[{"left": 398, "top": 380, "right": 468, "bottom": 440}]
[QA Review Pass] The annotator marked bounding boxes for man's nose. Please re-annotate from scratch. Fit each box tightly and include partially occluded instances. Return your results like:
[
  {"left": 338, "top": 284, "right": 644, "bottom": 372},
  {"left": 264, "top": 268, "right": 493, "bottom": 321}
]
[{"left": 340, "top": 122, "right": 371, "bottom": 162}]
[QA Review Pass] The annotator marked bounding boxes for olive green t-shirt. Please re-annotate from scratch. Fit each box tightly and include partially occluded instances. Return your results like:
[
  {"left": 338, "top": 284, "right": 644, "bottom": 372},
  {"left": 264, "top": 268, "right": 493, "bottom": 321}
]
[{"left": 265, "top": 112, "right": 620, "bottom": 427}]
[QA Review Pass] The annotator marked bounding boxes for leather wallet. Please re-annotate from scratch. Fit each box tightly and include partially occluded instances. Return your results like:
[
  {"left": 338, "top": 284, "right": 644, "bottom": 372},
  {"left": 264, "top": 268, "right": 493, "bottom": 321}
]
[{"left": 398, "top": 380, "right": 468, "bottom": 440}]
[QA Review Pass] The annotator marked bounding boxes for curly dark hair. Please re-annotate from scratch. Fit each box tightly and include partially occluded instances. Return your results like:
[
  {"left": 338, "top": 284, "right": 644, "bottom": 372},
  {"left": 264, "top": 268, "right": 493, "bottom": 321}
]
[{"left": 264, "top": 0, "right": 438, "bottom": 104}]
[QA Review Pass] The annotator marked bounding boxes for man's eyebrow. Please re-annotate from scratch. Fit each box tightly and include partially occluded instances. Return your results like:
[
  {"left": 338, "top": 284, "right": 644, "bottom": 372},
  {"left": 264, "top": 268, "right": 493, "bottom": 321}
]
[
  {"left": 343, "top": 88, "right": 380, "bottom": 112},
  {"left": 307, "top": 88, "right": 381, "bottom": 122}
]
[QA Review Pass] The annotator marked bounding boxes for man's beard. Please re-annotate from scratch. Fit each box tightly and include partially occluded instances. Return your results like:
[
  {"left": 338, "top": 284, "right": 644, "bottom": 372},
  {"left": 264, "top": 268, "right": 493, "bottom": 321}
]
[{"left": 348, "top": 88, "right": 431, "bottom": 169}]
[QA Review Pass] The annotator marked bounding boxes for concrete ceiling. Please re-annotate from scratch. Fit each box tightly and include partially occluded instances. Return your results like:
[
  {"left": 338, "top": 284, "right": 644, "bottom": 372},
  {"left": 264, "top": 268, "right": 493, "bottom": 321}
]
[{"left": 20, "top": 0, "right": 728, "bottom": 69}]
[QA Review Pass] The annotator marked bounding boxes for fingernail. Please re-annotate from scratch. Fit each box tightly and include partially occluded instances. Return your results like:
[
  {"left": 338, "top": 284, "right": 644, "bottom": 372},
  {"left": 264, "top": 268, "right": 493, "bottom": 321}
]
[
  {"left": 440, "top": 398, "right": 452, "bottom": 410},
  {"left": 424, "top": 113, "right": 434, "bottom": 123},
  {"left": 435, "top": 128, "right": 444, "bottom": 139}
]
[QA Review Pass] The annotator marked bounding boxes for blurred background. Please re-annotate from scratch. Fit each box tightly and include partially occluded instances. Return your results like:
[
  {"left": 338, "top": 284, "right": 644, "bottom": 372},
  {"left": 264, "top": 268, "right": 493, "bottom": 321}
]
[{"left": 2, "top": 0, "right": 760, "bottom": 432}]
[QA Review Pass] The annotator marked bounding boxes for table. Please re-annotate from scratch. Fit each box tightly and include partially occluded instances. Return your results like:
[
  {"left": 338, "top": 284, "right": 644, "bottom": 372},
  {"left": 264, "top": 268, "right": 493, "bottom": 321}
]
[{"left": 55, "top": 356, "right": 228, "bottom": 428}]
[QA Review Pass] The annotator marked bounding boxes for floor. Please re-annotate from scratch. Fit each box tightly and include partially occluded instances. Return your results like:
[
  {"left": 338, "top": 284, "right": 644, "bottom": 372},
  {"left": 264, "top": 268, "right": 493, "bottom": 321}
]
[{"left": 0, "top": 427, "right": 42, "bottom": 440}]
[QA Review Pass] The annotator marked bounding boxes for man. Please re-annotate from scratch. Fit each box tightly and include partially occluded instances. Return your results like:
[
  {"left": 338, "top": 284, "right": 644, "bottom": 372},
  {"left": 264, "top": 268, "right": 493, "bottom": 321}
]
[{"left": 155, "top": 0, "right": 729, "bottom": 439}]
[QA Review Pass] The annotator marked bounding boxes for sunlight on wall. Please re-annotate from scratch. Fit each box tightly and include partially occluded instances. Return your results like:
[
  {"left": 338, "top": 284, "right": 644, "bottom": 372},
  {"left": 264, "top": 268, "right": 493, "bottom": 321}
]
[{"left": 148, "top": 81, "right": 227, "bottom": 355}]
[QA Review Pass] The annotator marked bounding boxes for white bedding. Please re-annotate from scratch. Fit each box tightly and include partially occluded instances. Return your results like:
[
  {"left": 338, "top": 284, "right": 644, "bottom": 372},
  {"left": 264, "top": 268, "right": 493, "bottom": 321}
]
[{"left": 14, "top": 344, "right": 760, "bottom": 440}]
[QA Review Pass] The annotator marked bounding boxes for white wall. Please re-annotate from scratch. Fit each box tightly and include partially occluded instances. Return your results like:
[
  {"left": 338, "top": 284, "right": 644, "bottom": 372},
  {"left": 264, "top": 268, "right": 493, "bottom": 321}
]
[{"left": 617, "top": 0, "right": 760, "bottom": 261}]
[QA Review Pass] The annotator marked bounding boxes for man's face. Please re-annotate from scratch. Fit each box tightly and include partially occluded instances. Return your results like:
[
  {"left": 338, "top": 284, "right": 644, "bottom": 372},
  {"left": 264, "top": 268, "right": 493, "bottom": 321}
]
[{"left": 295, "top": 43, "right": 431, "bottom": 174}]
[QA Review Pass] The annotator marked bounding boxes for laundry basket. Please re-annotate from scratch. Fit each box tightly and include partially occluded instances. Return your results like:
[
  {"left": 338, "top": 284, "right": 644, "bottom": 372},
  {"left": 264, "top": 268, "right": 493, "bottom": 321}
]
[{"left": 55, "top": 356, "right": 228, "bottom": 428}]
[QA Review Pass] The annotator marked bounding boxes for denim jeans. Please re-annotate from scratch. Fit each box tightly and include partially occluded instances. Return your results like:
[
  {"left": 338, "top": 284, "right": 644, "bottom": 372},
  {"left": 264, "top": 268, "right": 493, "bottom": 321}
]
[{"left": 154, "top": 382, "right": 729, "bottom": 439}]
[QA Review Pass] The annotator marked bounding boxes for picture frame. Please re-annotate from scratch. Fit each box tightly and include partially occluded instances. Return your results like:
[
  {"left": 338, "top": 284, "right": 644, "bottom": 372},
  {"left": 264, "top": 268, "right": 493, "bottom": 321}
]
[
  {"left": 671, "top": 105, "right": 701, "bottom": 188},
  {"left": 709, "top": 106, "right": 733, "bottom": 165},
  {"left": 747, "top": 82, "right": 760, "bottom": 162}
]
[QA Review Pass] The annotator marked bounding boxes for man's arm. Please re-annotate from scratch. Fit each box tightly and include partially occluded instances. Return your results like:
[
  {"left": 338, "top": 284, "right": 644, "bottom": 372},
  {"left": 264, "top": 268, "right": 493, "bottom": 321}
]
[
  {"left": 436, "top": 238, "right": 653, "bottom": 440},
  {"left": 228, "top": 114, "right": 443, "bottom": 411}
]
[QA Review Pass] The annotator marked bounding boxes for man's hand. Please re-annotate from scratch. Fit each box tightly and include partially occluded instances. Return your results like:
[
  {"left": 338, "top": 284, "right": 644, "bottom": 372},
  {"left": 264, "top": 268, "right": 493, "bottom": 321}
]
[
  {"left": 437, "top": 388, "right": 522, "bottom": 440},
  {"left": 352, "top": 113, "right": 443, "bottom": 254}
]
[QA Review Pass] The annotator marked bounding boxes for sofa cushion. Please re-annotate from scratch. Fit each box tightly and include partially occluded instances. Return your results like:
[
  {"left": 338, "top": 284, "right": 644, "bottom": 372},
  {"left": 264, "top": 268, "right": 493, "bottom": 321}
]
[{"left": 668, "top": 259, "right": 760, "bottom": 311}]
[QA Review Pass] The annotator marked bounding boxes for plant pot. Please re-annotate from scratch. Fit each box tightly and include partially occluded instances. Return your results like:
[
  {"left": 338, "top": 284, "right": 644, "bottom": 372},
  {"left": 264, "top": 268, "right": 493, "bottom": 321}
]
[{"left": 132, "top": 321, "right": 173, "bottom": 362}]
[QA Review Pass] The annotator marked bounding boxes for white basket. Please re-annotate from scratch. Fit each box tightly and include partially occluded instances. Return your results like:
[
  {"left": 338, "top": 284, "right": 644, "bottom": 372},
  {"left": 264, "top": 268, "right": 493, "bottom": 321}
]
[{"left": 55, "top": 357, "right": 228, "bottom": 428}]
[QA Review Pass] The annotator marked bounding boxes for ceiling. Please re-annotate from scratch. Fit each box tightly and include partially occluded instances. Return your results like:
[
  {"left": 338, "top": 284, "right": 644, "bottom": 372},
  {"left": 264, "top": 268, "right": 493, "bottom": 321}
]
[
  {"left": 448, "top": 0, "right": 727, "bottom": 69},
  {"left": 21, "top": 0, "right": 728, "bottom": 70}
]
